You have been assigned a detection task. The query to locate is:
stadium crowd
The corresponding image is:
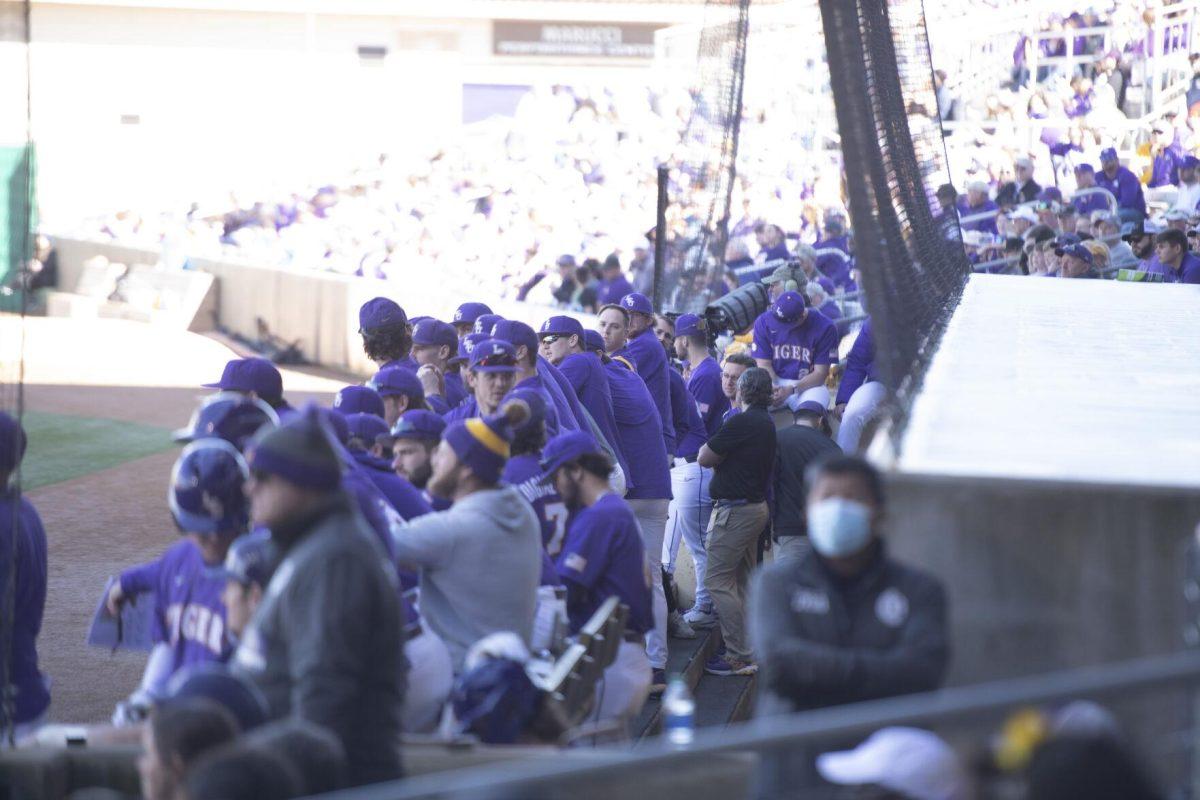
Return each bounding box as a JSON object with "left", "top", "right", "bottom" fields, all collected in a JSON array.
[{"left": 0, "top": 259, "right": 1171, "bottom": 798}]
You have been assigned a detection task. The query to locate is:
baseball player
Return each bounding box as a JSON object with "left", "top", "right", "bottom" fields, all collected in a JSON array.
[
  {"left": 359, "top": 297, "right": 418, "bottom": 371},
  {"left": 452, "top": 302, "right": 493, "bottom": 339},
  {"left": 472, "top": 313, "right": 503, "bottom": 337},
  {"left": 369, "top": 366, "right": 429, "bottom": 427},
  {"left": 203, "top": 357, "right": 291, "bottom": 415},
  {"left": 110, "top": 440, "right": 251, "bottom": 724},
  {"left": 751, "top": 290, "right": 839, "bottom": 411},
  {"left": 537, "top": 315, "right": 632, "bottom": 490},
  {"left": 332, "top": 385, "right": 386, "bottom": 420},
  {"left": 0, "top": 412, "right": 49, "bottom": 743},
  {"left": 212, "top": 530, "right": 277, "bottom": 644},
  {"left": 833, "top": 318, "right": 887, "bottom": 453},
  {"left": 410, "top": 319, "right": 467, "bottom": 409},
  {"left": 442, "top": 339, "right": 519, "bottom": 423},
  {"left": 541, "top": 431, "right": 653, "bottom": 726},
  {"left": 389, "top": 410, "right": 446, "bottom": 494},
  {"left": 341, "top": 412, "right": 432, "bottom": 522},
  {"left": 491, "top": 320, "right": 562, "bottom": 438},
  {"left": 615, "top": 293, "right": 674, "bottom": 454},
  {"left": 674, "top": 314, "right": 730, "bottom": 435},
  {"left": 581, "top": 331, "right": 672, "bottom": 686}
]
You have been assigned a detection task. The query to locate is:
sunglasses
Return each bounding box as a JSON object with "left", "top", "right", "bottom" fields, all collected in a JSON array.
[{"left": 540, "top": 334, "right": 566, "bottom": 345}]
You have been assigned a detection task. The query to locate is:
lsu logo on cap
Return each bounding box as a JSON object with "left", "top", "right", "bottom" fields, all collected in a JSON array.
[
  {"left": 491, "top": 344, "right": 505, "bottom": 355},
  {"left": 621, "top": 296, "right": 635, "bottom": 308},
  {"left": 453, "top": 309, "right": 465, "bottom": 322},
  {"left": 540, "top": 319, "right": 553, "bottom": 333}
]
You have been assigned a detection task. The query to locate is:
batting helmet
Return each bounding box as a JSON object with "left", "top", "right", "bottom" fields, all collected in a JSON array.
[
  {"left": 175, "top": 392, "right": 279, "bottom": 452},
  {"left": 169, "top": 440, "right": 250, "bottom": 535}
]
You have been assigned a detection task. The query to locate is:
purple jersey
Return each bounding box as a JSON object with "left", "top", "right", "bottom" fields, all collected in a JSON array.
[
  {"left": 536, "top": 356, "right": 584, "bottom": 433},
  {"left": 836, "top": 318, "right": 879, "bottom": 405},
  {"left": 443, "top": 398, "right": 478, "bottom": 424},
  {"left": 617, "top": 328, "right": 674, "bottom": 454},
  {"left": 1096, "top": 167, "right": 1147, "bottom": 217},
  {"left": 556, "top": 493, "right": 653, "bottom": 635},
  {"left": 668, "top": 368, "right": 708, "bottom": 459},
  {"left": 602, "top": 360, "right": 672, "bottom": 499},
  {"left": 687, "top": 357, "right": 730, "bottom": 437},
  {"left": 351, "top": 450, "right": 432, "bottom": 522},
  {"left": 751, "top": 309, "right": 840, "bottom": 380},
  {"left": 596, "top": 275, "right": 635, "bottom": 307},
  {"left": 504, "top": 453, "right": 570, "bottom": 586},
  {"left": 146, "top": 540, "right": 231, "bottom": 673},
  {"left": 556, "top": 351, "right": 633, "bottom": 489},
  {"left": 444, "top": 371, "right": 468, "bottom": 408},
  {"left": 0, "top": 491, "right": 49, "bottom": 724}
]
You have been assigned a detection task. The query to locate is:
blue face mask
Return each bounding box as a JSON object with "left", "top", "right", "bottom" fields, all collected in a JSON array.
[{"left": 807, "top": 497, "right": 872, "bottom": 558}]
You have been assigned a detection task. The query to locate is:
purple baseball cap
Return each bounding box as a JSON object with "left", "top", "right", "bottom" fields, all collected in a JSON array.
[
  {"left": 0, "top": 411, "right": 26, "bottom": 473},
  {"left": 333, "top": 385, "right": 385, "bottom": 419},
  {"left": 506, "top": 387, "right": 546, "bottom": 432},
  {"left": 343, "top": 412, "right": 389, "bottom": 446},
  {"left": 583, "top": 329, "right": 606, "bottom": 353},
  {"left": 473, "top": 314, "right": 504, "bottom": 336},
  {"left": 619, "top": 292, "right": 653, "bottom": 315},
  {"left": 390, "top": 409, "right": 446, "bottom": 441},
  {"left": 540, "top": 430, "right": 602, "bottom": 475},
  {"left": 1184, "top": 155, "right": 1200, "bottom": 170},
  {"left": 412, "top": 319, "right": 458, "bottom": 350},
  {"left": 1074, "top": 162, "right": 1095, "bottom": 174},
  {"left": 491, "top": 319, "right": 539, "bottom": 357},
  {"left": 469, "top": 338, "right": 518, "bottom": 373},
  {"left": 208, "top": 529, "right": 276, "bottom": 588},
  {"left": 451, "top": 332, "right": 488, "bottom": 365},
  {"left": 1055, "top": 242, "right": 1094, "bottom": 264},
  {"left": 369, "top": 366, "right": 425, "bottom": 401},
  {"left": 358, "top": 297, "right": 407, "bottom": 334},
  {"left": 674, "top": 313, "right": 707, "bottom": 338},
  {"left": 1099, "top": 147, "right": 1118, "bottom": 163},
  {"left": 453, "top": 302, "right": 493, "bottom": 326},
  {"left": 1037, "top": 187, "right": 1063, "bottom": 203},
  {"left": 539, "top": 315, "right": 584, "bottom": 340},
  {"left": 203, "top": 358, "right": 283, "bottom": 404},
  {"left": 772, "top": 291, "right": 807, "bottom": 323}
]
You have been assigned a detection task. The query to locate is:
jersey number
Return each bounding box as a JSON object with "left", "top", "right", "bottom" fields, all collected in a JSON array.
[{"left": 545, "top": 502, "right": 568, "bottom": 557}]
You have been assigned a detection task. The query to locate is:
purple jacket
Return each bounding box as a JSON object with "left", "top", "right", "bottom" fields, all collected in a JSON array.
[{"left": 1096, "top": 167, "right": 1146, "bottom": 216}]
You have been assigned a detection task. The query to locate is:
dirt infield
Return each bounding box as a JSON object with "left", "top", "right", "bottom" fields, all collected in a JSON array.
[{"left": 9, "top": 316, "right": 343, "bottom": 723}]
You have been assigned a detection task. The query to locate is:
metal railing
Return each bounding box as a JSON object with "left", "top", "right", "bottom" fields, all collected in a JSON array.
[
  {"left": 958, "top": 186, "right": 1118, "bottom": 231},
  {"left": 322, "top": 650, "right": 1200, "bottom": 800}
]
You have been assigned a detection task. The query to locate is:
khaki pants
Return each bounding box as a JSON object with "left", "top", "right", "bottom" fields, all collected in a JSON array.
[{"left": 703, "top": 501, "right": 769, "bottom": 662}]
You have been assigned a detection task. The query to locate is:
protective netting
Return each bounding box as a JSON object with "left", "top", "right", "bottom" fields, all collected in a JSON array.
[
  {"left": 663, "top": 0, "right": 750, "bottom": 313},
  {"left": 0, "top": 0, "right": 31, "bottom": 744},
  {"left": 818, "top": 0, "right": 970, "bottom": 442}
]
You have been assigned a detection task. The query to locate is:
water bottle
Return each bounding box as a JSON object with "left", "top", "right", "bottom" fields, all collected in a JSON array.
[{"left": 662, "top": 675, "right": 695, "bottom": 746}]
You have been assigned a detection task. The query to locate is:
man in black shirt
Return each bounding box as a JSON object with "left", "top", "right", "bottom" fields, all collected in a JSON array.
[
  {"left": 697, "top": 367, "right": 776, "bottom": 676},
  {"left": 773, "top": 387, "right": 841, "bottom": 568}
]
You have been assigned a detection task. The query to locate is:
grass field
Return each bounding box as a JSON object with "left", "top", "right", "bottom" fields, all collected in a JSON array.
[{"left": 18, "top": 410, "right": 176, "bottom": 491}]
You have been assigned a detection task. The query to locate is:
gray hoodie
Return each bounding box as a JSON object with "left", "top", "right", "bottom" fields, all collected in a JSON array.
[{"left": 392, "top": 485, "right": 541, "bottom": 670}]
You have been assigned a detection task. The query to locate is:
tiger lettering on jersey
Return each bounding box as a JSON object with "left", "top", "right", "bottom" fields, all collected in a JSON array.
[
  {"left": 165, "top": 601, "right": 226, "bottom": 657},
  {"left": 772, "top": 344, "right": 813, "bottom": 363}
]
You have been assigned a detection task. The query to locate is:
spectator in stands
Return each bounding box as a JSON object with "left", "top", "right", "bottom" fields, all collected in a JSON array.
[
  {"left": 359, "top": 298, "right": 414, "bottom": 372},
  {"left": 596, "top": 255, "right": 635, "bottom": 308},
  {"left": 0, "top": 413, "right": 49, "bottom": 743},
  {"left": 389, "top": 410, "right": 446, "bottom": 492},
  {"left": 550, "top": 256, "right": 578, "bottom": 306},
  {"left": 1173, "top": 156, "right": 1200, "bottom": 212},
  {"left": 1096, "top": 147, "right": 1146, "bottom": 225},
  {"left": 543, "top": 431, "right": 654, "bottom": 724},
  {"left": 243, "top": 719, "right": 349, "bottom": 797},
  {"left": 726, "top": 239, "right": 756, "bottom": 284},
  {"left": 698, "top": 367, "right": 776, "bottom": 677},
  {"left": 1008, "top": 206, "right": 1039, "bottom": 237},
  {"left": 181, "top": 744, "right": 303, "bottom": 800},
  {"left": 1149, "top": 229, "right": 1200, "bottom": 283},
  {"left": 235, "top": 407, "right": 403, "bottom": 785},
  {"left": 1072, "top": 164, "right": 1111, "bottom": 215},
  {"left": 1164, "top": 208, "right": 1191, "bottom": 232},
  {"left": 752, "top": 454, "right": 949, "bottom": 712},
  {"left": 806, "top": 282, "right": 843, "bottom": 328},
  {"left": 1082, "top": 240, "right": 1111, "bottom": 275},
  {"left": 996, "top": 157, "right": 1041, "bottom": 207},
  {"left": 814, "top": 210, "right": 852, "bottom": 255},
  {"left": 1027, "top": 733, "right": 1164, "bottom": 800},
  {"left": 390, "top": 403, "right": 541, "bottom": 670},
  {"left": 934, "top": 184, "right": 960, "bottom": 237},
  {"left": 815, "top": 727, "right": 970, "bottom": 800},
  {"left": 773, "top": 386, "right": 840, "bottom": 568},
  {"left": 573, "top": 265, "right": 600, "bottom": 313},
  {"left": 1096, "top": 214, "right": 1137, "bottom": 268},
  {"left": 139, "top": 699, "right": 239, "bottom": 800},
  {"left": 959, "top": 181, "right": 999, "bottom": 234},
  {"left": 754, "top": 222, "right": 790, "bottom": 263},
  {"left": 1022, "top": 224, "right": 1058, "bottom": 275},
  {"left": 1147, "top": 121, "right": 1185, "bottom": 190},
  {"left": 1057, "top": 242, "right": 1101, "bottom": 279}
]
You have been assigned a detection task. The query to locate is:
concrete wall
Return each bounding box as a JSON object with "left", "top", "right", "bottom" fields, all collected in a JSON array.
[{"left": 885, "top": 473, "right": 1200, "bottom": 685}]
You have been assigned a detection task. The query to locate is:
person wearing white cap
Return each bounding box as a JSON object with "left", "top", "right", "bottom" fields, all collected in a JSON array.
[
  {"left": 1163, "top": 207, "right": 1190, "bottom": 232},
  {"left": 1007, "top": 205, "right": 1039, "bottom": 237},
  {"left": 816, "top": 727, "right": 970, "bottom": 800},
  {"left": 771, "top": 386, "right": 841, "bottom": 569}
]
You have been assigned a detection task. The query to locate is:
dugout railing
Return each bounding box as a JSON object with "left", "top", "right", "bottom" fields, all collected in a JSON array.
[{"left": 317, "top": 650, "right": 1200, "bottom": 800}]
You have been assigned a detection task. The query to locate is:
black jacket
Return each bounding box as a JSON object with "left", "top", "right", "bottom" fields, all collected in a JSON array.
[
  {"left": 751, "top": 541, "right": 949, "bottom": 716},
  {"left": 995, "top": 179, "right": 1041, "bottom": 207},
  {"left": 233, "top": 494, "right": 405, "bottom": 785},
  {"left": 772, "top": 425, "right": 841, "bottom": 538}
]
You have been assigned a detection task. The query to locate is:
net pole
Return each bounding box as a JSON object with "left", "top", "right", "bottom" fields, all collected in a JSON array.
[{"left": 653, "top": 164, "right": 669, "bottom": 312}]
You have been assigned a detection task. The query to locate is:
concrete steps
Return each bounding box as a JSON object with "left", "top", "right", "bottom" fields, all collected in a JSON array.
[{"left": 634, "top": 627, "right": 756, "bottom": 741}]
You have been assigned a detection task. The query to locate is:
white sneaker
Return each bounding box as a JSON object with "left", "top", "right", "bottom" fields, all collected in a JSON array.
[
  {"left": 669, "top": 610, "right": 697, "bottom": 639},
  {"left": 684, "top": 606, "right": 718, "bottom": 628}
]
